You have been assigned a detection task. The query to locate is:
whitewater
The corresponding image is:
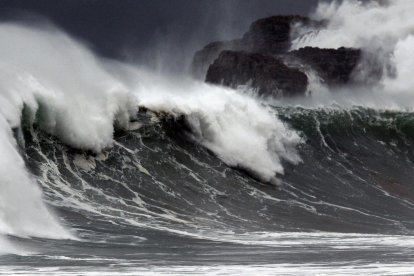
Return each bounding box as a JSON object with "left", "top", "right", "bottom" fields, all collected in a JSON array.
[
  {"left": 1, "top": 0, "right": 414, "bottom": 275},
  {"left": 0, "top": 22, "right": 301, "bottom": 252}
]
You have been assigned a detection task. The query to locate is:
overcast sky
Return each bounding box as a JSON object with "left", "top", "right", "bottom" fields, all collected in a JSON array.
[{"left": 0, "top": 0, "right": 321, "bottom": 69}]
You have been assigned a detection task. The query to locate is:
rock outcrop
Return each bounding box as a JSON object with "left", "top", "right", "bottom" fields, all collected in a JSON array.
[
  {"left": 240, "top": 15, "right": 312, "bottom": 54},
  {"left": 191, "top": 40, "right": 244, "bottom": 79},
  {"left": 191, "top": 15, "right": 364, "bottom": 98},
  {"left": 191, "top": 16, "right": 312, "bottom": 80},
  {"left": 206, "top": 51, "right": 308, "bottom": 97}
]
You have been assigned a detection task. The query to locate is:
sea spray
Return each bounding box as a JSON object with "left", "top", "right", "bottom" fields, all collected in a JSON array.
[
  {"left": 122, "top": 68, "right": 302, "bottom": 182},
  {"left": 292, "top": 0, "right": 414, "bottom": 52},
  {"left": 0, "top": 23, "right": 137, "bottom": 151},
  {"left": 287, "top": 0, "right": 414, "bottom": 109},
  {"left": 0, "top": 236, "right": 22, "bottom": 255},
  {"left": 0, "top": 115, "right": 70, "bottom": 239},
  {"left": 0, "top": 21, "right": 303, "bottom": 252},
  {"left": 0, "top": 23, "right": 137, "bottom": 250}
]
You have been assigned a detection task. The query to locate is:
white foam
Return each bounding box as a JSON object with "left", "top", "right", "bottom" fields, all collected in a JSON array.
[
  {"left": 0, "top": 116, "right": 70, "bottom": 240},
  {"left": 0, "top": 23, "right": 137, "bottom": 151},
  {"left": 0, "top": 23, "right": 137, "bottom": 248},
  {"left": 0, "top": 21, "right": 303, "bottom": 252},
  {"left": 0, "top": 236, "right": 22, "bottom": 255},
  {"left": 0, "top": 22, "right": 301, "bottom": 182},
  {"left": 289, "top": 0, "right": 414, "bottom": 109},
  {"left": 293, "top": 0, "right": 414, "bottom": 52},
  {"left": 112, "top": 66, "right": 302, "bottom": 181}
]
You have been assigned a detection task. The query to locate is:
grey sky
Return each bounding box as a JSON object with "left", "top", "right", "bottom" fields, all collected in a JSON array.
[{"left": 0, "top": 0, "right": 321, "bottom": 69}]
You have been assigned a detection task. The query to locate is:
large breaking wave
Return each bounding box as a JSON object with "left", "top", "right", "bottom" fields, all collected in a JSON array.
[{"left": 0, "top": 22, "right": 301, "bottom": 253}]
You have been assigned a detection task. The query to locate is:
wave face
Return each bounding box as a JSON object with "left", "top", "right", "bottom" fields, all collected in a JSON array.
[
  {"left": 0, "top": 22, "right": 301, "bottom": 259},
  {"left": 1, "top": 1, "right": 414, "bottom": 274},
  {"left": 0, "top": 23, "right": 135, "bottom": 245},
  {"left": 2, "top": 106, "right": 413, "bottom": 274},
  {"left": 21, "top": 107, "right": 414, "bottom": 234}
]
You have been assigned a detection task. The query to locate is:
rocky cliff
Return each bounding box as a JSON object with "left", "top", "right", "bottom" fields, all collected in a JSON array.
[
  {"left": 191, "top": 16, "right": 311, "bottom": 79},
  {"left": 206, "top": 51, "right": 308, "bottom": 97},
  {"left": 191, "top": 15, "right": 363, "bottom": 97}
]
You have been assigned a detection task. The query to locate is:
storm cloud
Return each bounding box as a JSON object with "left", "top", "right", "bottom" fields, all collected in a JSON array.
[{"left": 0, "top": 0, "right": 321, "bottom": 70}]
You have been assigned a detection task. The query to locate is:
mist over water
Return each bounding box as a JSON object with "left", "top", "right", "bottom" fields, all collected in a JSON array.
[
  {"left": 292, "top": 0, "right": 414, "bottom": 108},
  {"left": 293, "top": 0, "right": 414, "bottom": 51}
]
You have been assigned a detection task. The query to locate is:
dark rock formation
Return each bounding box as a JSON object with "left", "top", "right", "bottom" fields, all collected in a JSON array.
[
  {"left": 241, "top": 15, "right": 312, "bottom": 54},
  {"left": 192, "top": 15, "right": 364, "bottom": 98},
  {"left": 206, "top": 51, "right": 308, "bottom": 97},
  {"left": 191, "top": 15, "right": 313, "bottom": 79},
  {"left": 191, "top": 40, "right": 243, "bottom": 79},
  {"left": 289, "top": 47, "right": 362, "bottom": 85}
]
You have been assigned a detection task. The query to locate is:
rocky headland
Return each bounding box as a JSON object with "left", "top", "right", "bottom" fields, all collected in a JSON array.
[{"left": 191, "top": 15, "right": 366, "bottom": 97}]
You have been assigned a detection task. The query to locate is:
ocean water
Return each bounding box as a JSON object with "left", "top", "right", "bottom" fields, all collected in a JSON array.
[{"left": 1, "top": 0, "right": 414, "bottom": 275}]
